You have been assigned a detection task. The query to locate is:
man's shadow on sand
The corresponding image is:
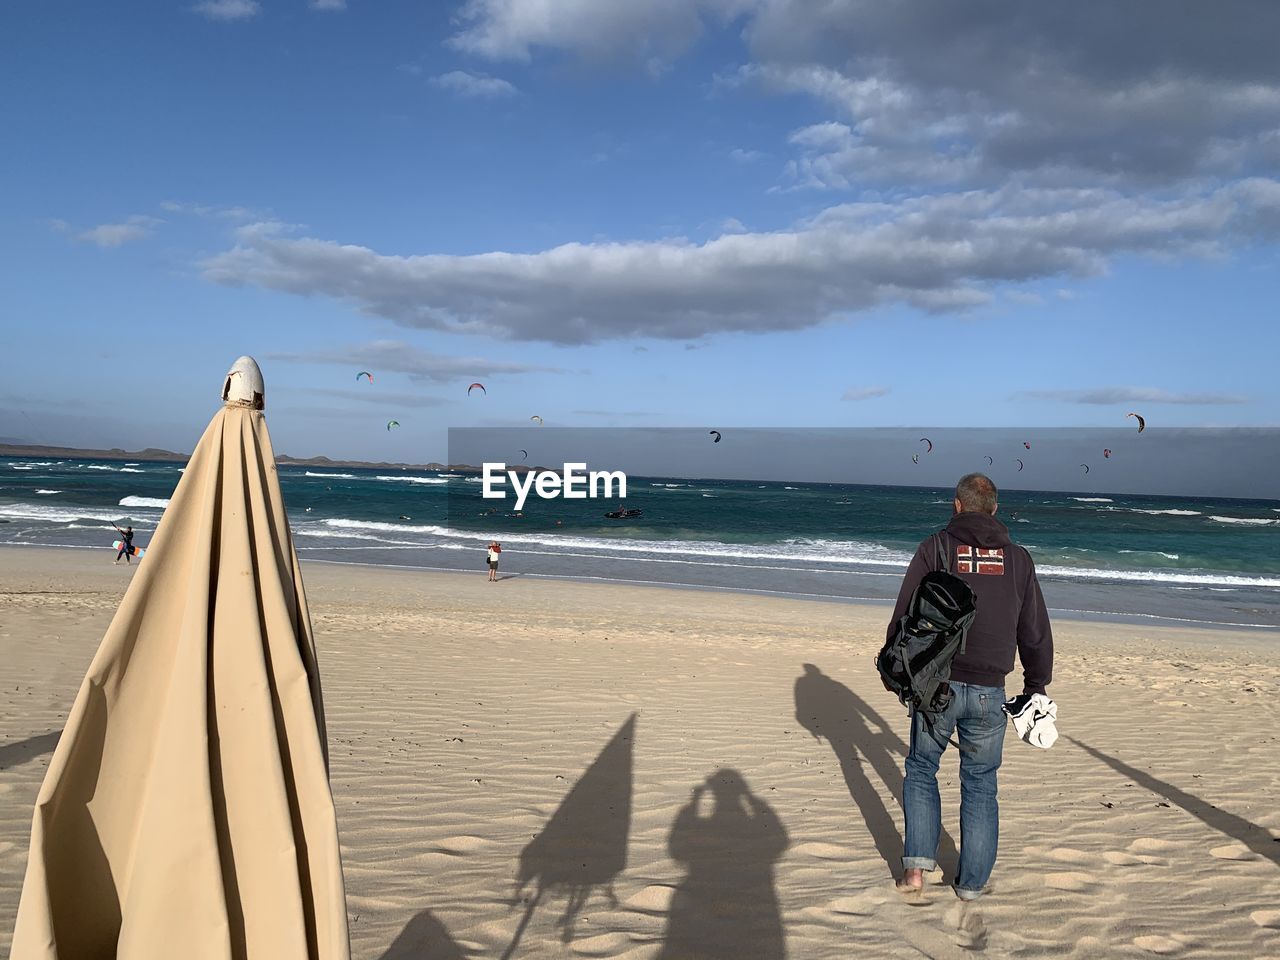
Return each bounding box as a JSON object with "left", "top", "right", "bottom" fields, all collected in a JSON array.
[
  {"left": 657, "top": 768, "right": 788, "bottom": 960},
  {"left": 500, "top": 713, "right": 635, "bottom": 959},
  {"left": 793, "top": 663, "right": 959, "bottom": 881},
  {"left": 1070, "top": 736, "right": 1280, "bottom": 869}
]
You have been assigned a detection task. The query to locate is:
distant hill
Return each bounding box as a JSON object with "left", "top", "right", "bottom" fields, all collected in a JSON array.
[
  {"left": 0, "top": 442, "right": 478, "bottom": 473},
  {"left": 0, "top": 443, "right": 188, "bottom": 462}
]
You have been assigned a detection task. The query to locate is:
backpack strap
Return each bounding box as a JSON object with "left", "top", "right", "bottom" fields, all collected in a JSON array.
[
  {"left": 934, "top": 530, "right": 951, "bottom": 573},
  {"left": 921, "top": 528, "right": 971, "bottom": 754}
]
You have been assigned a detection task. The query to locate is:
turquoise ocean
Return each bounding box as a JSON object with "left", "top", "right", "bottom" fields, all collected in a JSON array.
[{"left": 2, "top": 456, "right": 1278, "bottom": 629}]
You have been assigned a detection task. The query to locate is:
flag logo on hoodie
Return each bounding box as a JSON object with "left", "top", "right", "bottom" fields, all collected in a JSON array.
[{"left": 956, "top": 545, "right": 1004, "bottom": 575}]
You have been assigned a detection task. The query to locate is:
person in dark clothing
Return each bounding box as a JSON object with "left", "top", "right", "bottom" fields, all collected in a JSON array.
[
  {"left": 113, "top": 524, "right": 135, "bottom": 565},
  {"left": 891, "top": 473, "right": 1053, "bottom": 901}
]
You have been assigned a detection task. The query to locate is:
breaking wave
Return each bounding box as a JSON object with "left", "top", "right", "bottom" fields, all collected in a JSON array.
[{"left": 119, "top": 496, "right": 170, "bottom": 509}]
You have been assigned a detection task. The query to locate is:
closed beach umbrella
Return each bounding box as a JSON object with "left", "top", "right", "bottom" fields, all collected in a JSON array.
[{"left": 12, "top": 357, "right": 349, "bottom": 959}]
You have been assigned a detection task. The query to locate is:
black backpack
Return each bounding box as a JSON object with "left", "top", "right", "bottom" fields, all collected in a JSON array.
[{"left": 876, "top": 532, "right": 978, "bottom": 721}]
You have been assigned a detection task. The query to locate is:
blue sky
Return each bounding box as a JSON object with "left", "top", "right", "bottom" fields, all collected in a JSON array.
[{"left": 3, "top": 1, "right": 1278, "bottom": 463}]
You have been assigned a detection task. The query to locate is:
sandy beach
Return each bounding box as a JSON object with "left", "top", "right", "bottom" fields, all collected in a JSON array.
[{"left": 2, "top": 545, "right": 1279, "bottom": 959}]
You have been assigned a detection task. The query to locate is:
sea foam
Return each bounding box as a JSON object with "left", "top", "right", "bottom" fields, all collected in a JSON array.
[{"left": 119, "top": 496, "right": 170, "bottom": 509}]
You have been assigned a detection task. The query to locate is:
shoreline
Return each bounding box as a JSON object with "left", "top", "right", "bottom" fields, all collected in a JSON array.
[
  {"left": 4, "top": 542, "right": 1278, "bottom": 638},
  {"left": 5, "top": 455, "right": 1279, "bottom": 632}
]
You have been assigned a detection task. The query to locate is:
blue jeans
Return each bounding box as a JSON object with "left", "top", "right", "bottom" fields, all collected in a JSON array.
[{"left": 902, "top": 682, "right": 1007, "bottom": 899}]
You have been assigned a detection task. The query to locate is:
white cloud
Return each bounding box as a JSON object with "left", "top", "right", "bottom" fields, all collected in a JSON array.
[
  {"left": 1016, "top": 387, "right": 1248, "bottom": 405},
  {"left": 270, "top": 340, "right": 562, "bottom": 382},
  {"left": 201, "top": 179, "right": 1280, "bottom": 345},
  {"left": 719, "top": 217, "right": 748, "bottom": 234},
  {"left": 450, "top": 0, "right": 757, "bottom": 64},
  {"left": 788, "top": 121, "right": 853, "bottom": 152},
  {"left": 729, "top": 147, "right": 766, "bottom": 163},
  {"left": 755, "top": 4, "right": 1280, "bottom": 189},
  {"left": 468, "top": 2, "right": 1280, "bottom": 190},
  {"left": 64, "top": 215, "right": 162, "bottom": 248},
  {"left": 193, "top": 0, "right": 260, "bottom": 21},
  {"left": 161, "top": 201, "right": 266, "bottom": 221},
  {"left": 310, "top": 0, "right": 346, "bottom": 10},
  {"left": 431, "top": 70, "right": 519, "bottom": 98},
  {"left": 841, "top": 386, "right": 890, "bottom": 401}
]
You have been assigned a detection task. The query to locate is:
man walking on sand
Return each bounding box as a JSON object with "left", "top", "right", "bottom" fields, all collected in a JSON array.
[{"left": 889, "top": 473, "right": 1053, "bottom": 900}]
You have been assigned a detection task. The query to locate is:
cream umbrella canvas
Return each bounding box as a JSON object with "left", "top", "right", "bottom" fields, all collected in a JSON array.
[{"left": 12, "top": 357, "right": 349, "bottom": 959}]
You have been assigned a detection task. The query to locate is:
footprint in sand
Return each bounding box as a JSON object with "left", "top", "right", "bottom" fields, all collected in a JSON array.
[
  {"left": 1209, "top": 843, "right": 1258, "bottom": 861},
  {"left": 1128, "top": 838, "right": 1178, "bottom": 854},
  {"left": 944, "top": 903, "right": 989, "bottom": 951},
  {"left": 1133, "top": 934, "right": 1187, "bottom": 955},
  {"left": 1251, "top": 910, "right": 1280, "bottom": 929},
  {"left": 622, "top": 884, "right": 676, "bottom": 915},
  {"left": 827, "top": 891, "right": 889, "bottom": 917},
  {"left": 1046, "top": 847, "right": 1098, "bottom": 866},
  {"left": 1044, "top": 871, "right": 1097, "bottom": 892},
  {"left": 793, "top": 841, "right": 852, "bottom": 860},
  {"left": 1103, "top": 851, "right": 1146, "bottom": 866},
  {"left": 571, "top": 932, "right": 631, "bottom": 956},
  {"left": 428, "top": 835, "right": 497, "bottom": 857}
]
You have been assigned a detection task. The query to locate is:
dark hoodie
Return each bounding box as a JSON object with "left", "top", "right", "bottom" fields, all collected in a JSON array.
[{"left": 886, "top": 511, "right": 1053, "bottom": 695}]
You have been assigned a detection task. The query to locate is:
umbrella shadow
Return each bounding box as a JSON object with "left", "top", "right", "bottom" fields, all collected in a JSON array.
[
  {"left": 1069, "top": 736, "right": 1280, "bottom": 868},
  {"left": 500, "top": 713, "right": 635, "bottom": 959},
  {"left": 0, "top": 729, "right": 62, "bottom": 771},
  {"left": 793, "top": 663, "right": 959, "bottom": 881},
  {"left": 378, "top": 909, "right": 470, "bottom": 959},
  {"left": 657, "top": 768, "right": 789, "bottom": 960}
]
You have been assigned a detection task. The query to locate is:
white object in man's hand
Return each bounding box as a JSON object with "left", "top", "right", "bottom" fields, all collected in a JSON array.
[{"left": 1003, "top": 693, "right": 1058, "bottom": 749}]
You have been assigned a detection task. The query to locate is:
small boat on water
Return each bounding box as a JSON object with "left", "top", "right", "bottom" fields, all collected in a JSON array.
[{"left": 604, "top": 507, "right": 643, "bottom": 519}]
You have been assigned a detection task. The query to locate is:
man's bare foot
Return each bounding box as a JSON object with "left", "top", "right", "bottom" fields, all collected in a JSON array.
[{"left": 896, "top": 868, "right": 925, "bottom": 893}]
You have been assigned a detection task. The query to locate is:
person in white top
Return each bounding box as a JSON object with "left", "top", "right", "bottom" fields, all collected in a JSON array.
[{"left": 487, "top": 541, "right": 502, "bottom": 581}]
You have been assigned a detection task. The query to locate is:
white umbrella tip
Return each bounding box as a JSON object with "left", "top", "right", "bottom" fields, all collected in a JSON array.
[{"left": 222, "top": 356, "right": 265, "bottom": 410}]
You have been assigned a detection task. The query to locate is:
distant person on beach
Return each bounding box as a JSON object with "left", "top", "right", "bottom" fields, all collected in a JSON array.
[
  {"left": 889, "top": 473, "right": 1053, "bottom": 900},
  {"left": 113, "top": 524, "right": 135, "bottom": 565},
  {"left": 487, "top": 541, "right": 501, "bottom": 581}
]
